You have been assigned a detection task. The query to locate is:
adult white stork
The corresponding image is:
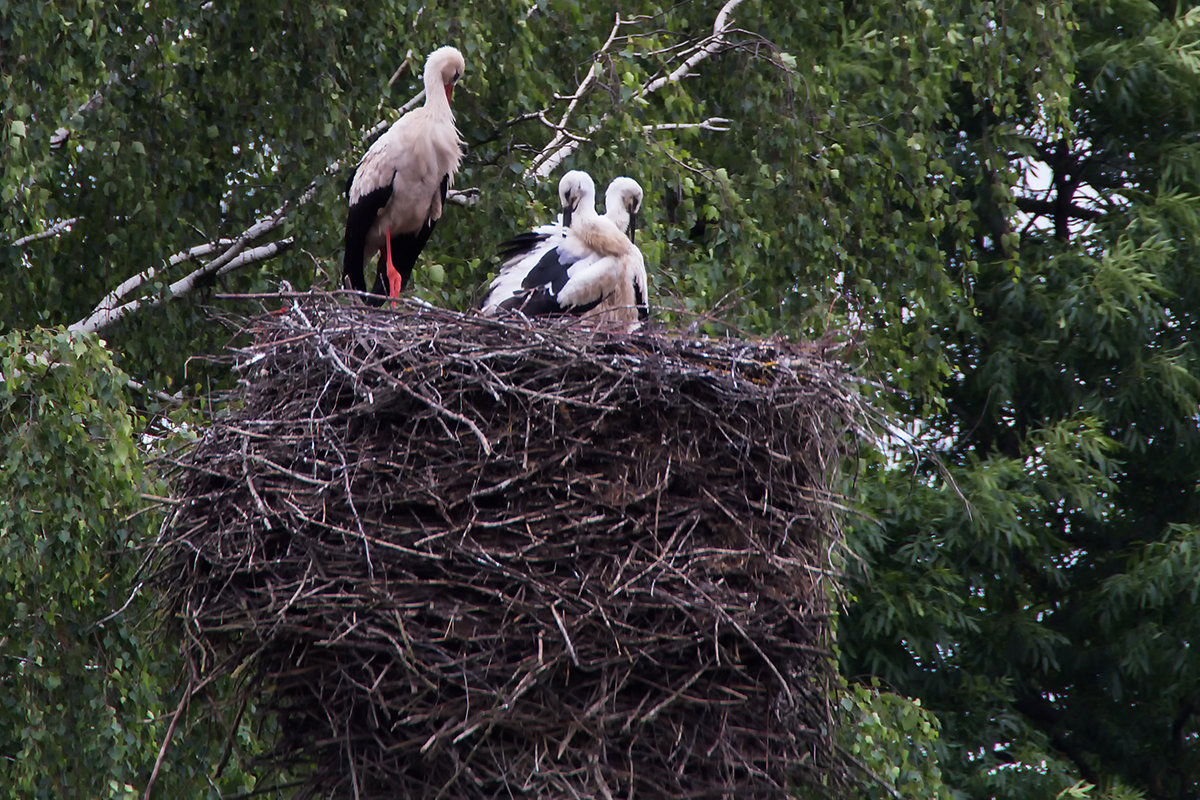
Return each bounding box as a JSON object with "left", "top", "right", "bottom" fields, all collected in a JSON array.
[
  {"left": 343, "top": 45, "right": 465, "bottom": 303},
  {"left": 481, "top": 173, "right": 648, "bottom": 327}
]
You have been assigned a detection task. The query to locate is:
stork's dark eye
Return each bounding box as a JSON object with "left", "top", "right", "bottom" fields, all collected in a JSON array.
[{"left": 452, "top": 70, "right": 461, "bottom": 83}]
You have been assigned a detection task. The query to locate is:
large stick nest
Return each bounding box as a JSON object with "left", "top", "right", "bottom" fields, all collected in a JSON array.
[{"left": 159, "top": 293, "right": 861, "bottom": 798}]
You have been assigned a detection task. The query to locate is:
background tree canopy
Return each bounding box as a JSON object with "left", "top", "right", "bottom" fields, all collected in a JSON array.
[{"left": 4, "top": 0, "right": 1200, "bottom": 797}]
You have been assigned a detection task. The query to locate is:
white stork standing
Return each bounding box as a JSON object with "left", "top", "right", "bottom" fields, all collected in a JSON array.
[
  {"left": 343, "top": 45, "right": 465, "bottom": 303},
  {"left": 481, "top": 173, "right": 648, "bottom": 326}
]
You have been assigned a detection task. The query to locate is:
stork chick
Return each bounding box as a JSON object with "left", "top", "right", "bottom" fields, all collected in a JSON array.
[
  {"left": 482, "top": 174, "right": 648, "bottom": 324},
  {"left": 484, "top": 171, "right": 649, "bottom": 331}
]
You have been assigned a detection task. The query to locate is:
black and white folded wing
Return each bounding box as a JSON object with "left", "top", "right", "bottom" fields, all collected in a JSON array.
[
  {"left": 481, "top": 218, "right": 565, "bottom": 313},
  {"left": 507, "top": 235, "right": 626, "bottom": 316},
  {"left": 480, "top": 170, "right": 596, "bottom": 313}
]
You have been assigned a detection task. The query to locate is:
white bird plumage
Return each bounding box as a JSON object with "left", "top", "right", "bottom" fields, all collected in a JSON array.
[
  {"left": 481, "top": 172, "right": 648, "bottom": 329},
  {"left": 343, "top": 45, "right": 465, "bottom": 303}
]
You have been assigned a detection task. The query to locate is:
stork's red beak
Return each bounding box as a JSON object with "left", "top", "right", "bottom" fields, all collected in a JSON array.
[{"left": 445, "top": 84, "right": 454, "bottom": 102}]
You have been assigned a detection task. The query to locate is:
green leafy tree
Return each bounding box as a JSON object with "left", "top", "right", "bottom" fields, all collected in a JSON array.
[
  {"left": 831, "top": 680, "right": 952, "bottom": 800},
  {"left": 0, "top": 329, "right": 259, "bottom": 798},
  {"left": 842, "top": 3, "right": 1200, "bottom": 798}
]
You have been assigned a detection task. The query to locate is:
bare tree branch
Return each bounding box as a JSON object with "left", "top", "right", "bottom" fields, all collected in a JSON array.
[
  {"left": 637, "top": 0, "right": 746, "bottom": 98},
  {"left": 525, "top": 0, "right": 745, "bottom": 180},
  {"left": 62, "top": 100, "right": 399, "bottom": 334},
  {"left": 69, "top": 239, "right": 294, "bottom": 334},
  {"left": 447, "top": 188, "right": 480, "bottom": 207},
  {"left": 386, "top": 50, "right": 415, "bottom": 90},
  {"left": 68, "top": 195, "right": 298, "bottom": 335},
  {"left": 82, "top": 240, "right": 235, "bottom": 320},
  {"left": 10, "top": 217, "right": 81, "bottom": 247},
  {"left": 643, "top": 117, "right": 732, "bottom": 133},
  {"left": 524, "top": 13, "right": 630, "bottom": 180}
]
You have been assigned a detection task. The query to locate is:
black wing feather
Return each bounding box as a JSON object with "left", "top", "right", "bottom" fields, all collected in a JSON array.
[
  {"left": 342, "top": 175, "right": 394, "bottom": 293},
  {"left": 499, "top": 287, "right": 562, "bottom": 315},
  {"left": 521, "top": 245, "right": 576, "bottom": 295},
  {"left": 496, "top": 230, "right": 553, "bottom": 263},
  {"left": 634, "top": 279, "right": 649, "bottom": 321},
  {"left": 503, "top": 245, "right": 603, "bottom": 317},
  {"left": 498, "top": 287, "right": 602, "bottom": 317}
]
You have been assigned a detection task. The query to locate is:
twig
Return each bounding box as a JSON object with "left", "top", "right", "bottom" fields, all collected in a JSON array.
[
  {"left": 93, "top": 580, "right": 144, "bottom": 627},
  {"left": 643, "top": 117, "right": 732, "bottom": 133},
  {"left": 142, "top": 654, "right": 197, "bottom": 800},
  {"left": 549, "top": 601, "right": 580, "bottom": 667},
  {"left": 388, "top": 378, "right": 493, "bottom": 456}
]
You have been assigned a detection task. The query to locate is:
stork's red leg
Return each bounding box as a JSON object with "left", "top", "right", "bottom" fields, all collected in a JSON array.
[{"left": 384, "top": 227, "right": 402, "bottom": 304}]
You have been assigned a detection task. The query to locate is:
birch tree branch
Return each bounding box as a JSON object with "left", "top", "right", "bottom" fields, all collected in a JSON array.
[
  {"left": 69, "top": 239, "right": 294, "bottom": 335},
  {"left": 11, "top": 217, "right": 81, "bottom": 247},
  {"left": 82, "top": 240, "right": 235, "bottom": 320},
  {"left": 637, "top": 0, "right": 746, "bottom": 98},
  {"left": 68, "top": 193, "right": 300, "bottom": 335},
  {"left": 525, "top": 0, "right": 745, "bottom": 180},
  {"left": 65, "top": 73, "right": 439, "bottom": 336},
  {"left": 643, "top": 117, "right": 732, "bottom": 133},
  {"left": 524, "top": 14, "right": 629, "bottom": 180}
]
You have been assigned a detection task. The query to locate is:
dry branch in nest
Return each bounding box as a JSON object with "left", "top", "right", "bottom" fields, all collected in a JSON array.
[{"left": 158, "top": 292, "right": 862, "bottom": 798}]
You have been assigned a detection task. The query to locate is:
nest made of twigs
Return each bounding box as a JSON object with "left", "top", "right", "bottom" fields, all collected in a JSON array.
[{"left": 159, "top": 293, "right": 861, "bottom": 798}]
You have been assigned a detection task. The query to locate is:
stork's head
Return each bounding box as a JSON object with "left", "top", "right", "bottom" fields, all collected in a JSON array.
[
  {"left": 425, "top": 46, "right": 465, "bottom": 102},
  {"left": 605, "top": 176, "right": 643, "bottom": 243},
  {"left": 558, "top": 170, "right": 596, "bottom": 229}
]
